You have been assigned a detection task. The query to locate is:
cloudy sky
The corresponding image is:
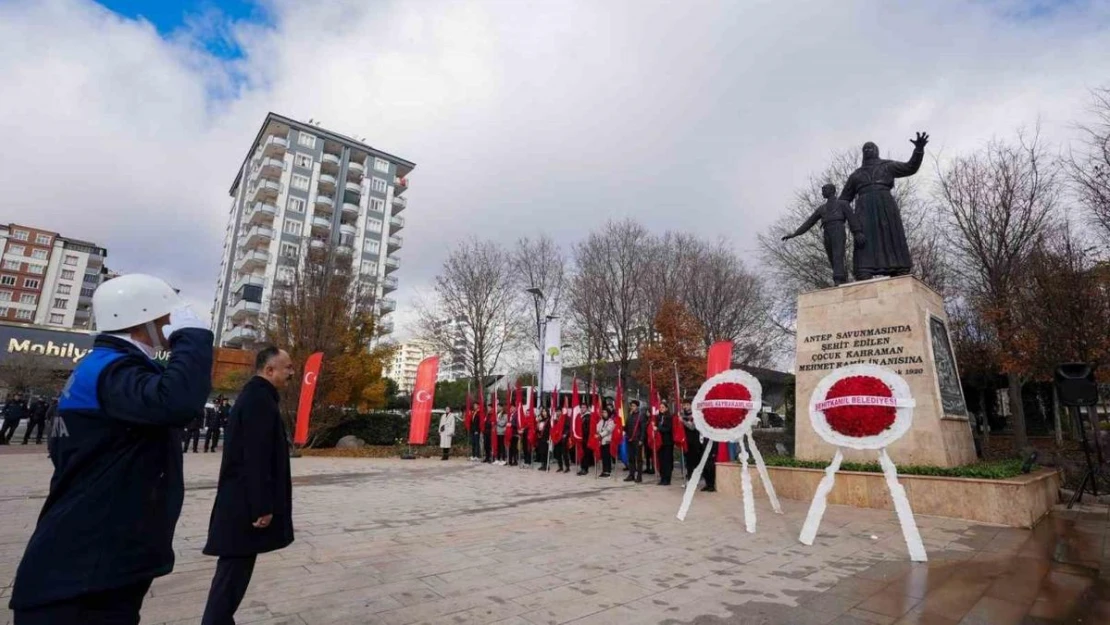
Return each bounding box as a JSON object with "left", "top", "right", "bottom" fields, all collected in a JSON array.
[{"left": 1, "top": 0, "right": 1108, "bottom": 339}]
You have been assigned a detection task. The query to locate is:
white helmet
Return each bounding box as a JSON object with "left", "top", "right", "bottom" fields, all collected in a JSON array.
[{"left": 93, "top": 274, "right": 180, "bottom": 332}]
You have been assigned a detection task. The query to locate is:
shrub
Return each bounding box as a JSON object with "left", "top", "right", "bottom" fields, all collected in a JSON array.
[
  {"left": 316, "top": 412, "right": 408, "bottom": 447},
  {"left": 760, "top": 455, "right": 1033, "bottom": 480}
]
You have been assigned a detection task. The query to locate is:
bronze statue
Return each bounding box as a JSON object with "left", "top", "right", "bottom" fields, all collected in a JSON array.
[
  {"left": 782, "top": 183, "right": 864, "bottom": 286},
  {"left": 839, "top": 132, "right": 929, "bottom": 279}
]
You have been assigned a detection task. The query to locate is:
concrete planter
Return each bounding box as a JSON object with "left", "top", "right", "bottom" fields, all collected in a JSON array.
[{"left": 717, "top": 463, "right": 1060, "bottom": 528}]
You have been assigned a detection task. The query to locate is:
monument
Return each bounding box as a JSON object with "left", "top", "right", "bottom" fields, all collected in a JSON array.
[
  {"left": 787, "top": 132, "right": 976, "bottom": 467},
  {"left": 781, "top": 184, "right": 864, "bottom": 286}
]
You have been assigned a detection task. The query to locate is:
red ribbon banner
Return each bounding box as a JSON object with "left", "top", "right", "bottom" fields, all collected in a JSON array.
[
  {"left": 408, "top": 356, "right": 440, "bottom": 445},
  {"left": 294, "top": 351, "right": 324, "bottom": 445}
]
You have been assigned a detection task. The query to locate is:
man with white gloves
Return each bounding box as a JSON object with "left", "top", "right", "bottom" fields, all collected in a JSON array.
[{"left": 9, "top": 274, "right": 214, "bottom": 625}]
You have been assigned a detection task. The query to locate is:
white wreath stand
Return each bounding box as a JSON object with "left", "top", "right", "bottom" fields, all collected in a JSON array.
[
  {"left": 676, "top": 429, "right": 782, "bottom": 529},
  {"left": 798, "top": 446, "right": 927, "bottom": 562}
]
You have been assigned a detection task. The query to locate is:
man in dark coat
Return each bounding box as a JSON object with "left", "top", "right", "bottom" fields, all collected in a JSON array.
[
  {"left": 656, "top": 400, "right": 675, "bottom": 486},
  {"left": 9, "top": 273, "right": 212, "bottom": 624},
  {"left": 680, "top": 399, "right": 702, "bottom": 483},
  {"left": 622, "top": 400, "right": 646, "bottom": 483},
  {"left": 201, "top": 345, "right": 295, "bottom": 625},
  {"left": 203, "top": 401, "right": 223, "bottom": 453},
  {"left": 21, "top": 396, "right": 48, "bottom": 445},
  {"left": 0, "top": 392, "right": 27, "bottom": 444},
  {"left": 184, "top": 408, "right": 204, "bottom": 453}
]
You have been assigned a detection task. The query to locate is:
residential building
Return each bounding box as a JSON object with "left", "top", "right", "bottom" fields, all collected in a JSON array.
[
  {"left": 0, "top": 224, "right": 112, "bottom": 330},
  {"left": 430, "top": 316, "right": 468, "bottom": 383},
  {"left": 386, "top": 340, "right": 435, "bottom": 393},
  {"left": 212, "top": 113, "right": 413, "bottom": 348}
]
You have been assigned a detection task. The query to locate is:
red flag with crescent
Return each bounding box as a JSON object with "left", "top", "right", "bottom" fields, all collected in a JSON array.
[
  {"left": 672, "top": 364, "right": 687, "bottom": 452},
  {"left": 706, "top": 341, "right": 734, "bottom": 462},
  {"left": 571, "top": 377, "right": 583, "bottom": 455},
  {"left": 464, "top": 392, "right": 472, "bottom": 434},
  {"left": 527, "top": 389, "right": 538, "bottom": 447},
  {"left": 407, "top": 356, "right": 440, "bottom": 445},
  {"left": 551, "top": 393, "right": 565, "bottom": 442},
  {"left": 588, "top": 380, "right": 602, "bottom": 456},
  {"left": 294, "top": 351, "right": 324, "bottom": 445},
  {"left": 611, "top": 376, "right": 624, "bottom": 457},
  {"left": 504, "top": 386, "right": 514, "bottom": 451},
  {"left": 491, "top": 389, "right": 500, "bottom": 458}
]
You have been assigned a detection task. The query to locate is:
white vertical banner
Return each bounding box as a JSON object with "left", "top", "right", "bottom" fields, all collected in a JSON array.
[{"left": 542, "top": 318, "right": 562, "bottom": 392}]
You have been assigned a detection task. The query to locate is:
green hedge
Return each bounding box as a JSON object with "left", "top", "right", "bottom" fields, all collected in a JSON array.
[
  {"left": 760, "top": 455, "right": 1032, "bottom": 480},
  {"left": 318, "top": 412, "right": 409, "bottom": 447}
]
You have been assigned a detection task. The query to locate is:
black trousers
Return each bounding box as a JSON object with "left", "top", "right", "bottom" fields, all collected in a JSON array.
[
  {"left": 658, "top": 442, "right": 674, "bottom": 483},
  {"left": 483, "top": 430, "right": 492, "bottom": 462},
  {"left": 22, "top": 416, "right": 45, "bottom": 444},
  {"left": 703, "top": 441, "right": 717, "bottom": 488},
  {"left": 204, "top": 427, "right": 221, "bottom": 452},
  {"left": 14, "top": 579, "right": 152, "bottom": 625},
  {"left": 684, "top": 431, "right": 703, "bottom": 481},
  {"left": 626, "top": 441, "right": 643, "bottom": 479},
  {"left": 183, "top": 428, "right": 200, "bottom": 453},
  {"left": 600, "top": 445, "right": 613, "bottom": 474},
  {"left": 496, "top": 435, "right": 507, "bottom": 461},
  {"left": 538, "top": 439, "right": 549, "bottom": 469},
  {"left": 470, "top": 431, "right": 481, "bottom": 458},
  {"left": 823, "top": 224, "right": 849, "bottom": 285},
  {"left": 553, "top": 440, "right": 569, "bottom": 471},
  {"left": 0, "top": 418, "right": 19, "bottom": 444},
  {"left": 202, "top": 554, "right": 257, "bottom": 625},
  {"left": 644, "top": 444, "right": 655, "bottom": 472},
  {"left": 522, "top": 438, "right": 532, "bottom": 464},
  {"left": 509, "top": 436, "right": 519, "bottom": 465},
  {"left": 578, "top": 448, "right": 593, "bottom": 472}
]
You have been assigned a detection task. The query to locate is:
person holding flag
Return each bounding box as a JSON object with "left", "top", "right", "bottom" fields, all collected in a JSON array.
[
  {"left": 523, "top": 395, "right": 537, "bottom": 467},
  {"left": 680, "top": 398, "right": 702, "bottom": 484},
  {"left": 535, "top": 405, "right": 550, "bottom": 470},
  {"left": 656, "top": 399, "right": 674, "bottom": 486},
  {"left": 585, "top": 383, "right": 602, "bottom": 477},
  {"left": 507, "top": 386, "right": 520, "bottom": 467},
  {"left": 482, "top": 398, "right": 494, "bottom": 464},
  {"left": 495, "top": 393, "right": 509, "bottom": 465},
  {"left": 623, "top": 399, "right": 646, "bottom": 483},
  {"left": 552, "top": 396, "right": 570, "bottom": 472},
  {"left": 672, "top": 367, "right": 688, "bottom": 481},
  {"left": 596, "top": 406, "right": 616, "bottom": 478}
]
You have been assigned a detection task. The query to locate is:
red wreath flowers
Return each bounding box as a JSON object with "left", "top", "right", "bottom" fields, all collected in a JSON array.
[
  {"left": 822, "top": 375, "right": 896, "bottom": 438},
  {"left": 702, "top": 383, "right": 751, "bottom": 430}
]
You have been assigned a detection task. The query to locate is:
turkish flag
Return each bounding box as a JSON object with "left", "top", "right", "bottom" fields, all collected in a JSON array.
[
  {"left": 611, "top": 376, "right": 624, "bottom": 458},
  {"left": 491, "top": 389, "right": 500, "bottom": 458},
  {"left": 673, "top": 367, "right": 687, "bottom": 452},
  {"left": 294, "top": 352, "right": 324, "bottom": 445},
  {"left": 707, "top": 341, "right": 733, "bottom": 378},
  {"left": 407, "top": 356, "right": 440, "bottom": 445}
]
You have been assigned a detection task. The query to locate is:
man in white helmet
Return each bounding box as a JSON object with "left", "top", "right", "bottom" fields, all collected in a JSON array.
[{"left": 9, "top": 274, "right": 214, "bottom": 624}]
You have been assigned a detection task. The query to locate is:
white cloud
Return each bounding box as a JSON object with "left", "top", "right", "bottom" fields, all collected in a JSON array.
[{"left": 1, "top": 0, "right": 1108, "bottom": 334}]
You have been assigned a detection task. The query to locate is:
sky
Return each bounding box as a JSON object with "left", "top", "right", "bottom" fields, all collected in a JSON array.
[{"left": 1, "top": 0, "right": 1108, "bottom": 342}]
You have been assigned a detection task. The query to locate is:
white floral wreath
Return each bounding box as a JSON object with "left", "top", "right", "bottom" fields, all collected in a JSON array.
[
  {"left": 808, "top": 363, "right": 916, "bottom": 451},
  {"left": 692, "top": 369, "right": 763, "bottom": 443}
]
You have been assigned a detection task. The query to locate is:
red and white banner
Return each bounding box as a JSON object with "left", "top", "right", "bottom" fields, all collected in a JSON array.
[
  {"left": 294, "top": 352, "right": 323, "bottom": 445},
  {"left": 706, "top": 341, "right": 733, "bottom": 378},
  {"left": 407, "top": 356, "right": 440, "bottom": 445}
]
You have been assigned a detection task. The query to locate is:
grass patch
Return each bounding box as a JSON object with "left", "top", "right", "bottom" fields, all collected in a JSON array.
[{"left": 760, "top": 455, "right": 1034, "bottom": 480}]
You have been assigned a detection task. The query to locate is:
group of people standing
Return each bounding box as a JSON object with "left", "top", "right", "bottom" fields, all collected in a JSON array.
[
  {"left": 451, "top": 393, "right": 719, "bottom": 493},
  {"left": 183, "top": 396, "right": 232, "bottom": 454},
  {"left": 0, "top": 392, "right": 58, "bottom": 446}
]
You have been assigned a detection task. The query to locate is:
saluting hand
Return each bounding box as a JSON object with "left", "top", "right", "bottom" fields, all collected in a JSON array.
[{"left": 253, "top": 514, "right": 272, "bottom": 529}]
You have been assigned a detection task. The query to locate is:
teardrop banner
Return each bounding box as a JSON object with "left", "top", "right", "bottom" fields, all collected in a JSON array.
[
  {"left": 408, "top": 356, "right": 441, "bottom": 445},
  {"left": 677, "top": 369, "right": 781, "bottom": 528},
  {"left": 799, "top": 363, "right": 926, "bottom": 562},
  {"left": 294, "top": 352, "right": 324, "bottom": 445}
]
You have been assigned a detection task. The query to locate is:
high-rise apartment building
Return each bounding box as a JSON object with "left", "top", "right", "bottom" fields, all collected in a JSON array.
[
  {"left": 0, "top": 224, "right": 110, "bottom": 329},
  {"left": 386, "top": 340, "right": 434, "bottom": 393},
  {"left": 212, "top": 113, "right": 413, "bottom": 347}
]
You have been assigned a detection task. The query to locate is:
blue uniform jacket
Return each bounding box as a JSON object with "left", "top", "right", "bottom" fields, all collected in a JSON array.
[{"left": 9, "top": 329, "right": 213, "bottom": 610}]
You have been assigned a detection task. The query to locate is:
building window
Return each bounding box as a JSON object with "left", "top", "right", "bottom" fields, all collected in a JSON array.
[
  {"left": 35, "top": 234, "right": 51, "bottom": 245},
  {"left": 60, "top": 269, "right": 75, "bottom": 280},
  {"left": 11, "top": 230, "right": 28, "bottom": 241},
  {"left": 16, "top": 309, "right": 32, "bottom": 320},
  {"left": 23, "top": 278, "right": 40, "bottom": 289},
  {"left": 64, "top": 255, "right": 78, "bottom": 266},
  {"left": 9, "top": 245, "right": 25, "bottom": 256},
  {"left": 80, "top": 287, "right": 95, "bottom": 298},
  {"left": 298, "top": 132, "right": 316, "bottom": 148},
  {"left": 56, "top": 284, "right": 71, "bottom": 295},
  {"left": 53, "top": 297, "right": 68, "bottom": 309},
  {"left": 291, "top": 174, "right": 310, "bottom": 191},
  {"left": 295, "top": 153, "right": 313, "bottom": 170},
  {"left": 361, "top": 261, "right": 376, "bottom": 274},
  {"left": 31, "top": 249, "right": 48, "bottom": 260},
  {"left": 49, "top": 313, "right": 65, "bottom": 325},
  {"left": 367, "top": 218, "right": 383, "bottom": 233},
  {"left": 20, "top": 294, "right": 36, "bottom": 305},
  {"left": 0, "top": 276, "right": 14, "bottom": 286},
  {"left": 280, "top": 242, "right": 299, "bottom": 258},
  {"left": 287, "top": 197, "right": 306, "bottom": 213},
  {"left": 2, "top": 260, "right": 19, "bottom": 271},
  {"left": 28, "top": 264, "right": 44, "bottom": 275},
  {"left": 0, "top": 291, "right": 10, "bottom": 302},
  {"left": 374, "top": 158, "right": 390, "bottom": 173},
  {"left": 371, "top": 177, "right": 387, "bottom": 193},
  {"left": 365, "top": 239, "right": 380, "bottom": 254},
  {"left": 283, "top": 220, "right": 303, "bottom": 236},
  {"left": 369, "top": 198, "right": 385, "bottom": 213}
]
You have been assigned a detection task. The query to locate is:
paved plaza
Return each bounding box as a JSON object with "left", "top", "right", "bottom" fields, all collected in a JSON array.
[{"left": 0, "top": 449, "right": 1107, "bottom": 624}]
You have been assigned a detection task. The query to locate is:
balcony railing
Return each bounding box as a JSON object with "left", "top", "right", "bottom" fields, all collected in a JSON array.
[
  {"left": 394, "top": 176, "right": 409, "bottom": 196},
  {"left": 250, "top": 179, "right": 280, "bottom": 203},
  {"left": 234, "top": 250, "right": 270, "bottom": 273},
  {"left": 379, "top": 298, "right": 396, "bottom": 314},
  {"left": 244, "top": 225, "right": 273, "bottom": 248},
  {"left": 231, "top": 274, "right": 265, "bottom": 295},
  {"left": 318, "top": 173, "right": 337, "bottom": 190},
  {"left": 389, "top": 215, "right": 405, "bottom": 230},
  {"left": 222, "top": 325, "right": 259, "bottom": 346},
  {"left": 347, "top": 161, "right": 365, "bottom": 176},
  {"left": 384, "top": 256, "right": 400, "bottom": 273},
  {"left": 261, "top": 135, "right": 287, "bottom": 157},
  {"left": 228, "top": 299, "right": 261, "bottom": 321},
  {"left": 341, "top": 202, "right": 360, "bottom": 218},
  {"left": 391, "top": 194, "right": 407, "bottom": 213},
  {"left": 388, "top": 235, "right": 403, "bottom": 249},
  {"left": 247, "top": 201, "right": 277, "bottom": 224}
]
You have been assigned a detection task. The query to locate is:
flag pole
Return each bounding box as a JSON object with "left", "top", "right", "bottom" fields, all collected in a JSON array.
[{"left": 675, "top": 360, "right": 687, "bottom": 488}]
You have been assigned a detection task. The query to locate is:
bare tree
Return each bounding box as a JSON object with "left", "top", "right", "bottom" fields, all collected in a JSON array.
[
  {"left": 511, "top": 235, "right": 567, "bottom": 351},
  {"left": 1066, "top": 87, "right": 1110, "bottom": 241},
  {"left": 936, "top": 128, "right": 1061, "bottom": 451},
  {"left": 418, "top": 239, "right": 522, "bottom": 393},
  {"left": 641, "top": 232, "right": 700, "bottom": 323},
  {"left": 0, "top": 353, "right": 62, "bottom": 396}
]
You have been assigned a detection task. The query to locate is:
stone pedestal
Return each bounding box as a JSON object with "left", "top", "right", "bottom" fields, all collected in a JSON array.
[{"left": 793, "top": 276, "right": 976, "bottom": 467}]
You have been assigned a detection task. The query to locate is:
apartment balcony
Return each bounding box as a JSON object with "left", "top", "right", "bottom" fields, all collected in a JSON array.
[
  {"left": 344, "top": 180, "right": 361, "bottom": 196},
  {"left": 318, "top": 173, "right": 337, "bottom": 193},
  {"left": 379, "top": 298, "right": 396, "bottom": 314},
  {"left": 309, "top": 238, "right": 327, "bottom": 251},
  {"left": 314, "top": 193, "right": 334, "bottom": 213},
  {"left": 339, "top": 224, "right": 358, "bottom": 237},
  {"left": 387, "top": 234, "right": 403, "bottom": 251},
  {"left": 382, "top": 275, "right": 398, "bottom": 293},
  {"left": 311, "top": 216, "right": 332, "bottom": 234},
  {"left": 391, "top": 194, "right": 407, "bottom": 213},
  {"left": 255, "top": 157, "right": 283, "bottom": 181},
  {"left": 336, "top": 243, "right": 354, "bottom": 256},
  {"left": 389, "top": 215, "right": 405, "bottom": 231},
  {"left": 234, "top": 250, "right": 270, "bottom": 274},
  {"left": 222, "top": 325, "right": 259, "bottom": 347},
  {"left": 321, "top": 152, "right": 341, "bottom": 174},
  {"left": 378, "top": 319, "right": 394, "bottom": 335},
  {"left": 231, "top": 274, "right": 265, "bottom": 295},
  {"left": 347, "top": 160, "right": 365, "bottom": 178},
  {"left": 341, "top": 202, "right": 360, "bottom": 221},
  {"left": 384, "top": 255, "right": 400, "bottom": 274},
  {"left": 244, "top": 225, "right": 273, "bottom": 248},
  {"left": 261, "top": 135, "right": 288, "bottom": 158},
  {"left": 247, "top": 202, "right": 277, "bottom": 225},
  {"left": 394, "top": 176, "right": 409, "bottom": 196},
  {"left": 228, "top": 299, "right": 261, "bottom": 322}
]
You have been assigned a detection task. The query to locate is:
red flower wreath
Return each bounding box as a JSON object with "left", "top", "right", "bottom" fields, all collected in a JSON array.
[
  {"left": 702, "top": 383, "right": 751, "bottom": 430},
  {"left": 823, "top": 376, "right": 896, "bottom": 438}
]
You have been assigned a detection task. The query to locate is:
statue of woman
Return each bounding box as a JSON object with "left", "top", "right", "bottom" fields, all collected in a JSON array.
[{"left": 839, "top": 132, "right": 929, "bottom": 280}]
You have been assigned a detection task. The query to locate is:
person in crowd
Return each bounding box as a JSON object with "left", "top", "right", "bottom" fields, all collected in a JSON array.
[
  {"left": 680, "top": 399, "right": 702, "bottom": 483},
  {"left": 576, "top": 405, "right": 594, "bottom": 476},
  {"left": 702, "top": 439, "right": 718, "bottom": 493},
  {"left": 623, "top": 400, "right": 646, "bottom": 483},
  {"left": 597, "top": 406, "right": 616, "bottom": 478},
  {"left": 552, "top": 405, "right": 570, "bottom": 473},
  {"left": 21, "top": 395, "right": 48, "bottom": 445},
  {"left": 183, "top": 408, "right": 204, "bottom": 453},
  {"left": 521, "top": 408, "right": 534, "bottom": 466},
  {"left": 656, "top": 399, "right": 675, "bottom": 486},
  {"left": 9, "top": 273, "right": 212, "bottom": 624},
  {"left": 535, "top": 406, "right": 550, "bottom": 470},
  {"left": 438, "top": 407, "right": 456, "bottom": 461},
  {"left": 482, "top": 402, "right": 494, "bottom": 463},
  {"left": 495, "top": 404, "right": 509, "bottom": 465},
  {"left": 203, "top": 401, "right": 223, "bottom": 453},
  {"left": 201, "top": 345, "right": 295, "bottom": 625},
  {"left": 0, "top": 392, "right": 27, "bottom": 444},
  {"left": 469, "top": 405, "right": 482, "bottom": 461},
  {"left": 508, "top": 405, "right": 520, "bottom": 466}
]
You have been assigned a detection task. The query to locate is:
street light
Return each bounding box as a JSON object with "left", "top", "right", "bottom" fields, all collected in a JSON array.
[{"left": 526, "top": 287, "right": 546, "bottom": 404}]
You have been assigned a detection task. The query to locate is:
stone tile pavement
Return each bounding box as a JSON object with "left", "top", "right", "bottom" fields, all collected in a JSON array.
[{"left": 0, "top": 449, "right": 1106, "bottom": 624}]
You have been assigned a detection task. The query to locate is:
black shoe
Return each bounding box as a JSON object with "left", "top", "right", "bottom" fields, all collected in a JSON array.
[
  {"left": 623, "top": 475, "right": 636, "bottom": 482},
  {"left": 600, "top": 472, "right": 611, "bottom": 478},
  {"left": 644, "top": 469, "right": 655, "bottom": 475},
  {"left": 576, "top": 470, "right": 587, "bottom": 476},
  {"left": 634, "top": 476, "right": 643, "bottom": 483},
  {"left": 622, "top": 467, "right": 630, "bottom": 472},
  {"left": 701, "top": 486, "right": 715, "bottom": 492},
  {"left": 660, "top": 480, "right": 671, "bottom": 486}
]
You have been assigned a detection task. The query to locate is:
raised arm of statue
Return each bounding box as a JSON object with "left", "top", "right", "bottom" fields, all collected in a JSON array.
[
  {"left": 888, "top": 132, "right": 929, "bottom": 178},
  {"left": 782, "top": 208, "right": 822, "bottom": 241}
]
